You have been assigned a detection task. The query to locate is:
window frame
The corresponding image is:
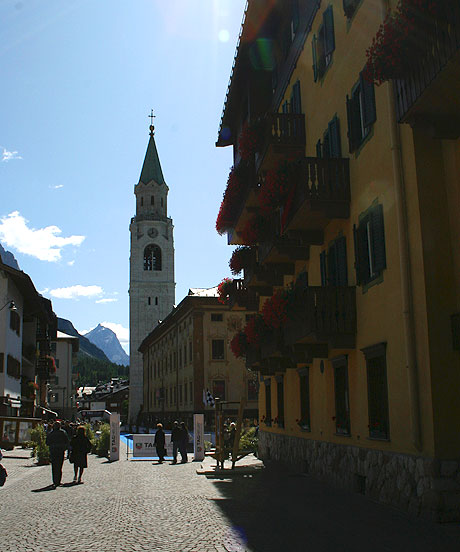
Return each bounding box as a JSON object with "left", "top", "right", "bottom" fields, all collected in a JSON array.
[
  {"left": 211, "top": 339, "right": 225, "bottom": 361},
  {"left": 362, "top": 343, "right": 390, "bottom": 440},
  {"left": 298, "top": 367, "right": 311, "bottom": 431},
  {"left": 346, "top": 71, "right": 376, "bottom": 153},
  {"left": 332, "top": 355, "right": 351, "bottom": 436},
  {"left": 353, "top": 203, "right": 386, "bottom": 287}
]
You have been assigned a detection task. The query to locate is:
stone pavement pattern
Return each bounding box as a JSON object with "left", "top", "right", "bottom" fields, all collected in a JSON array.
[{"left": 1, "top": 443, "right": 460, "bottom": 552}]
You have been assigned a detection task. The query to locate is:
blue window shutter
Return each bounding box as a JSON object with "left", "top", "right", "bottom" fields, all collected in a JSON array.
[
  {"left": 346, "top": 94, "right": 360, "bottom": 153},
  {"left": 316, "top": 139, "right": 322, "bottom": 159},
  {"left": 328, "top": 242, "right": 338, "bottom": 286},
  {"left": 329, "top": 116, "right": 342, "bottom": 158},
  {"left": 323, "top": 5, "right": 335, "bottom": 57},
  {"left": 370, "top": 204, "right": 386, "bottom": 273},
  {"left": 360, "top": 71, "right": 377, "bottom": 128},
  {"left": 312, "top": 35, "right": 318, "bottom": 82},
  {"left": 336, "top": 236, "right": 348, "bottom": 286},
  {"left": 291, "top": 81, "right": 302, "bottom": 114}
]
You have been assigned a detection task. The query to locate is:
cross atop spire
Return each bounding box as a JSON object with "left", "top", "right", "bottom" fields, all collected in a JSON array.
[{"left": 148, "top": 109, "right": 155, "bottom": 136}]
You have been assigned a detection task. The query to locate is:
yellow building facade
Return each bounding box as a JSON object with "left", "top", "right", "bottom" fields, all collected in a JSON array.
[
  {"left": 216, "top": 0, "right": 460, "bottom": 520},
  {"left": 139, "top": 288, "right": 258, "bottom": 429}
]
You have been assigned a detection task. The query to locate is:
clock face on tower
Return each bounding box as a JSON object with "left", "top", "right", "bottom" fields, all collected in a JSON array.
[{"left": 147, "top": 228, "right": 158, "bottom": 238}]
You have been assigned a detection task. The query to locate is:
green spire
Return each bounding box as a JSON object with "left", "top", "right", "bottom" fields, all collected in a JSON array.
[{"left": 139, "top": 129, "right": 166, "bottom": 186}]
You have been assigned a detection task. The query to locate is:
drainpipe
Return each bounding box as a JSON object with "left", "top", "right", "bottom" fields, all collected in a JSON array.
[{"left": 381, "top": 0, "right": 422, "bottom": 451}]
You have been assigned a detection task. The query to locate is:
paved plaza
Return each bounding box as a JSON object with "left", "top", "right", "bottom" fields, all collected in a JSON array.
[{"left": 1, "top": 442, "right": 460, "bottom": 552}]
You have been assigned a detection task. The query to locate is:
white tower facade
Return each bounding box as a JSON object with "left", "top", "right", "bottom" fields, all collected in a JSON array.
[{"left": 129, "top": 124, "right": 175, "bottom": 423}]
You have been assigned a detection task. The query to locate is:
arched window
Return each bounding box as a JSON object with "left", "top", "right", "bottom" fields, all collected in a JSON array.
[{"left": 144, "top": 244, "right": 162, "bottom": 271}]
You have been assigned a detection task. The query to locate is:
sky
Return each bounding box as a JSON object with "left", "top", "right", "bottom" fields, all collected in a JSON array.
[{"left": 0, "top": 0, "right": 247, "bottom": 353}]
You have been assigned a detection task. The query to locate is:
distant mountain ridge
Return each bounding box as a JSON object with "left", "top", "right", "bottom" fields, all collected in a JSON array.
[
  {"left": 84, "top": 324, "right": 129, "bottom": 366},
  {"left": 0, "top": 243, "right": 20, "bottom": 270},
  {"left": 57, "top": 318, "right": 108, "bottom": 361}
]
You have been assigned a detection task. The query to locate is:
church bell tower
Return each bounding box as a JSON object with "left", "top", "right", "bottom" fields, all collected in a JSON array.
[{"left": 129, "top": 115, "right": 175, "bottom": 423}]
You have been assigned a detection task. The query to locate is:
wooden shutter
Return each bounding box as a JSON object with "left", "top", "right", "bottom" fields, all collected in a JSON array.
[
  {"left": 320, "top": 250, "right": 328, "bottom": 286},
  {"left": 323, "top": 128, "right": 331, "bottom": 158},
  {"left": 328, "top": 242, "right": 338, "bottom": 286},
  {"left": 312, "top": 35, "right": 318, "bottom": 82},
  {"left": 323, "top": 5, "right": 335, "bottom": 57},
  {"left": 329, "top": 116, "right": 342, "bottom": 158},
  {"left": 336, "top": 236, "right": 348, "bottom": 286},
  {"left": 353, "top": 223, "right": 368, "bottom": 285},
  {"left": 316, "top": 139, "right": 322, "bottom": 158},
  {"left": 346, "top": 93, "right": 360, "bottom": 153},
  {"left": 282, "top": 100, "right": 289, "bottom": 114},
  {"left": 360, "top": 71, "right": 377, "bottom": 128},
  {"left": 370, "top": 204, "right": 386, "bottom": 273},
  {"left": 291, "top": 81, "right": 302, "bottom": 114}
]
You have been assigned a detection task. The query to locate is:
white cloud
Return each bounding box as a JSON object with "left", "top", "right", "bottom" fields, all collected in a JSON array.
[
  {"left": 101, "top": 321, "right": 129, "bottom": 345},
  {"left": 0, "top": 211, "right": 85, "bottom": 262},
  {"left": 49, "top": 284, "right": 103, "bottom": 300},
  {"left": 2, "top": 148, "right": 22, "bottom": 162},
  {"left": 51, "top": 184, "right": 64, "bottom": 190},
  {"left": 67, "top": 260, "right": 75, "bottom": 266},
  {"left": 96, "top": 298, "right": 118, "bottom": 304}
]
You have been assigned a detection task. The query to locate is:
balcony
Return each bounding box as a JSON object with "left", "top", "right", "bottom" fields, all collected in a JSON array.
[
  {"left": 282, "top": 157, "right": 350, "bottom": 235},
  {"left": 255, "top": 112, "right": 306, "bottom": 174},
  {"left": 394, "top": 2, "right": 460, "bottom": 137},
  {"left": 284, "top": 286, "right": 356, "bottom": 349},
  {"left": 243, "top": 248, "right": 285, "bottom": 290},
  {"left": 227, "top": 279, "right": 259, "bottom": 311}
]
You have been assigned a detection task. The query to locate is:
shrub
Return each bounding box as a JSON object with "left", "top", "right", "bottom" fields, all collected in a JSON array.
[
  {"left": 83, "top": 423, "right": 97, "bottom": 453},
  {"left": 96, "top": 423, "right": 110, "bottom": 457},
  {"left": 29, "top": 425, "right": 50, "bottom": 465},
  {"left": 239, "top": 427, "right": 258, "bottom": 454}
]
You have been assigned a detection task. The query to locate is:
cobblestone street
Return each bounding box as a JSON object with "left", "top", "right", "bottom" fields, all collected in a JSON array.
[{"left": 1, "top": 442, "right": 460, "bottom": 552}]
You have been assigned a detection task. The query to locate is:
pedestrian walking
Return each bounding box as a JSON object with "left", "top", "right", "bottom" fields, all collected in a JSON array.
[
  {"left": 154, "top": 423, "right": 166, "bottom": 463},
  {"left": 179, "top": 422, "right": 189, "bottom": 463},
  {"left": 46, "top": 421, "right": 70, "bottom": 488},
  {"left": 171, "top": 421, "right": 181, "bottom": 464},
  {"left": 69, "top": 426, "right": 92, "bottom": 484}
]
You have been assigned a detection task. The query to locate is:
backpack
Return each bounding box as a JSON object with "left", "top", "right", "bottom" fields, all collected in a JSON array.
[{"left": 0, "top": 464, "right": 7, "bottom": 487}]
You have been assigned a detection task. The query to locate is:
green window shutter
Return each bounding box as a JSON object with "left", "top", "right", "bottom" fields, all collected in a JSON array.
[
  {"left": 323, "top": 127, "right": 331, "bottom": 158},
  {"left": 282, "top": 100, "right": 289, "bottom": 114},
  {"left": 320, "top": 250, "right": 328, "bottom": 286},
  {"left": 291, "top": 81, "right": 302, "bottom": 114},
  {"left": 360, "top": 71, "right": 377, "bottom": 128},
  {"left": 328, "top": 242, "right": 338, "bottom": 286},
  {"left": 323, "top": 5, "right": 335, "bottom": 57},
  {"left": 353, "top": 223, "right": 368, "bottom": 285},
  {"left": 329, "top": 116, "right": 342, "bottom": 158},
  {"left": 336, "top": 236, "right": 348, "bottom": 286},
  {"left": 316, "top": 139, "right": 322, "bottom": 158},
  {"left": 346, "top": 94, "right": 360, "bottom": 153},
  {"left": 312, "top": 35, "right": 318, "bottom": 82},
  {"left": 370, "top": 204, "right": 386, "bottom": 273}
]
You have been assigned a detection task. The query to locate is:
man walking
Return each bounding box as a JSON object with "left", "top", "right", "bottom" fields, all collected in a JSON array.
[
  {"left": 170, "top": 421, "right": 181, "bottom": 464},
  {"left": 46, "top": 421, "right": 70, "bottom": 488}
]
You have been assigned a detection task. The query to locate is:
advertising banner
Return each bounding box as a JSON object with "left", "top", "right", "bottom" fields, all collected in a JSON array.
[
  {"left": 193, "top": 414, "right": 205, "bottom": 461},
  {"left": 133, "top": 433, "right": 173, "bottom": 458},
  {"left": 109, "top": 412, "right": 120, "bottom": 462}
]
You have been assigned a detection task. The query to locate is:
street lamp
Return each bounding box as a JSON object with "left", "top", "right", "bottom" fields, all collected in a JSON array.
[{"left": 0, "top": 301, "right": 17, "bottom": 312}]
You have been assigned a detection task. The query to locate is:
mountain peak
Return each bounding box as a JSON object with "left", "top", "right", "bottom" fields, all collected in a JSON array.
[{"left": 84, "top": 324, "right": 129, "bottom": 366}]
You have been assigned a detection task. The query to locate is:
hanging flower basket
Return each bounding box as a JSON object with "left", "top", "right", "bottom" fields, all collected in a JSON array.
[
  {"left": 230, "top": 331, "right": 248, "bottom": 358},
  {"left": 259, "top": 160, "right": 294, "bottom": 215},
  {"left": 217, "top": 278, "right": 233, "bottom": 305},
  {"left": 240, "top": 215, "right": 269, "bottom": 246},
  {"left": 229, "top": 246, "right": 254, "bottom": 275},
  {"left": 261, "top": 288, "right": 296, "bottom": 329},
  {"left": 243, "top": 315, "right": 266, "bottom": 346},
  {"left": 216, "top": 166, "right": 244, "bottom": 235}
]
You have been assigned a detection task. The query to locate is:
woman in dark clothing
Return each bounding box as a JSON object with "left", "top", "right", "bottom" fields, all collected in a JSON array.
[
  {"left": 154, "top": 423, "right": 166, "bottom": 463},
  {"left": 70, "top": 426, "right": 92, "bottom": 483}
]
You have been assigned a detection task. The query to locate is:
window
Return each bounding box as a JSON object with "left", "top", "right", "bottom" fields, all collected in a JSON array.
[
  {"left": 179, "top": 384, "right": 183, "bottom": 404},
  {"left": 151, "top": 195, "right": 154, "bottom": 205},
  {"left": 50, "top": 342, "right": 57, "bottom": 353},
  {"left": 148, "top": 297, "right": 151, "bottom": 305},
  {"left": 143, "top": 244, "right": 162, "bottom": 271},
  {"left": 346, "top": 72, "right": 376, "bottom": 152},
  {"left": 212, "top": 379, "right": 225, "bottom": 401},
  {"left": 353, "top": 203, "right": 386, "bottom": 286},
  {"left": 298, "top": 368, "right": 311, "bottom": 431},
  {"left": 211, "top": 313, "right": 223, "bottom": 322},
  {"left": 265, "top": 380, "right": 272, "bottom": 426},
  {"left": 0, "top": 352, "right": 3, "bottom": 373},
  {"left": 320, "top": 236, "right": 348, "bottom": 287},
  {"left": 189, "top": 341, "right": 192, "bottom": 363},
  {"left": 52, "top": 392, "right": 59, "bottom": 403},
  {"left": 312, "top": 5, "right": 335, "bottom": 81},
  {"left": 189, "top": 382, "right": 193, "bottom": 404},
  {"left": 247, "top": 379, "right": 258, "bottom": 401},
  {"left": 155, "top": 297, "right": 158, "bottom": 306},
  {"left": 10, "top": 310, "right": 20, "bottom": 335},
  {"left": 276, "top": 376, "right": 285, "bottom": 428},
  {"left": 184, "top": 381, "right": 188, "bottom": 404},
  {"left": 318, "top": 116, "right": 341, "bottom": 158},
  {"left": 343, "top": 0, "right": 361, "bottom": 19},
  {"left": 6, "top": 354, "right": 20, "bottom": 379},
  {"left": 332, "top": 356, "right": 350, "bottom": 435},
  {"left": 362, "top": 343, "right": 390, "bottom": 440},
  {"left": 183, "top": 345, "right": 187, "bottom": 365},
  {"left": 141, "top": 197, "right": 144, "bottom": 207},
  {"left": 212, "top": 339, "right": 225, "bottom": 360}
]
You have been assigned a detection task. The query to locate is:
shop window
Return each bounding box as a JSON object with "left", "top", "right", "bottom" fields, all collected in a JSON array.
[
  {"left": 362, "top": 343, "right": 390, "bottom": 440},
  {"left": 212, "top": 379, "right": 226, "bottom": 401},
  {"left": 353, "top": 203, "right": 386, "bottom": 286},
  {"left": 346, "top": 71, "right": 376, "bottom": 152},
  {"left": 247, "top": 379, "right": 258, "bottom": 401},
  {"left": 312, "top": 5, "right": 335, "bottom": 81},
  {"left": 332, "top": 356, "right": 350, "bottom": 435},
  {"left": 143, "top": 244, "right": 162, "bottom": 271},
  {"left": 212, "top": 339, "right": 225, "bottom": 360},
  {"left": 298, "top": 368, "right": 311, "bottom": 431}
]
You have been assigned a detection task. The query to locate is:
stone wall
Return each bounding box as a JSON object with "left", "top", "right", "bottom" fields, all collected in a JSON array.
[{"left": 259, "top": 430, "right": 460, "bottom": 522}]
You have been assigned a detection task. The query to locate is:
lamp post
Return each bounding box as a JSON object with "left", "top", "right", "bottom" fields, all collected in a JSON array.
[{"left": 0, "top": 301, "right": 17, "bottom": 312}]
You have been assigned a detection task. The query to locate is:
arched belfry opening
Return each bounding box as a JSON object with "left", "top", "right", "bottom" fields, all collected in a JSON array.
[{"left": 144, "top": 244, "right": 162, "bottom": 271}]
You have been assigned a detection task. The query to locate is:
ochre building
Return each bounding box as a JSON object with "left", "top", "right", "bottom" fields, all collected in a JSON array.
[{"left": 215, "top": 0, "right": 460, "bottom": 521}]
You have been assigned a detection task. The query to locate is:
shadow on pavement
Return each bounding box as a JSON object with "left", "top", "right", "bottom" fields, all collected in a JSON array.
[
  {"left": 31, "top": 484, "right": 56, "bottom": 493},
  {"left": 208, "top": 467, "right": 460, "bottom": 552}
]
